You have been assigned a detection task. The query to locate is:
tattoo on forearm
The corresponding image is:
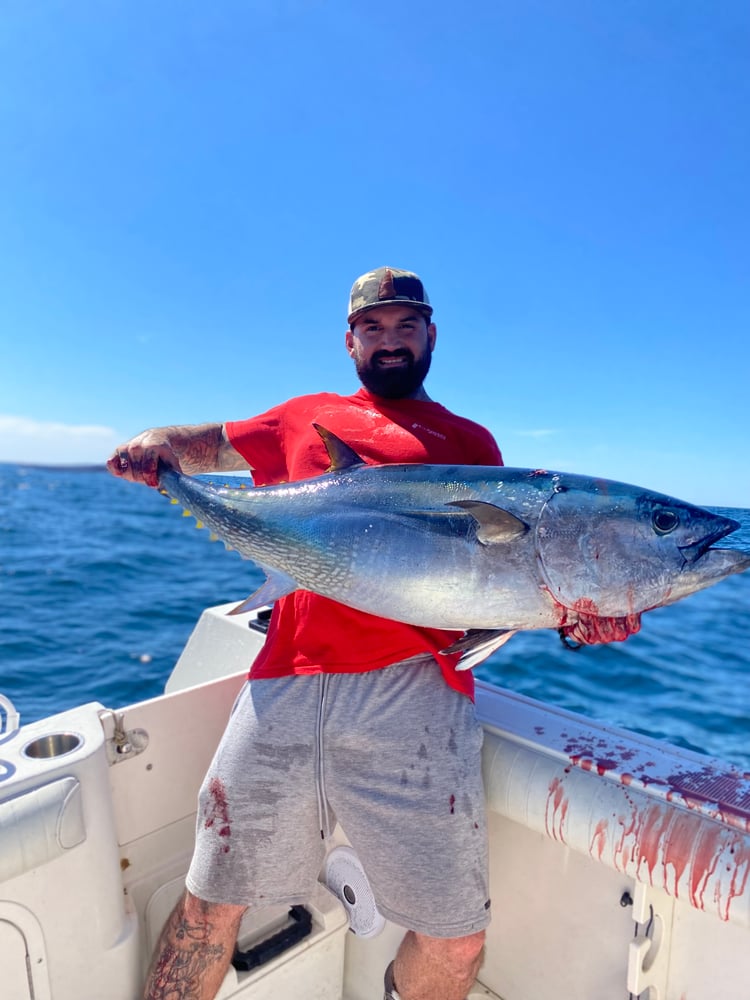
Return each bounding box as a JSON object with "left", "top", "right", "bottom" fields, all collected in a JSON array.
[
  {"left": 165, "top": 424, "right": 250, "bottom": 474},
  {"left": 165, "top": 425, "right": 223, "bottom": 475}
]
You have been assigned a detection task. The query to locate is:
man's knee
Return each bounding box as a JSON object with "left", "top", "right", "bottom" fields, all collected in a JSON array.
[
  {"left": 415, "top": 928, "right": 486, "bottom": 971},
  {"left": 441, "top": 929, "right": 486, "bottom": 966}
]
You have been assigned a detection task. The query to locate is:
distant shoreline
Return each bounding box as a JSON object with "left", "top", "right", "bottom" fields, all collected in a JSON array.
[{"left": 0, "top": 461, "right": 107, "bottom": 473}]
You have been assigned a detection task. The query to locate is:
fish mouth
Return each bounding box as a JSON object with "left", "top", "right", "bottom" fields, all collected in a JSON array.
[
  {"left": 678, "top": 513, "right": 741, "bottom": 565},
  {"left": 664, "top": 545, "right": 750, "bottom": 606}
]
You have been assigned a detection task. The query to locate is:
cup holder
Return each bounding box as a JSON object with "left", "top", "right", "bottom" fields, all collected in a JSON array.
[{"left": 22, "top": 732, "right": 83, "bottom": 760}]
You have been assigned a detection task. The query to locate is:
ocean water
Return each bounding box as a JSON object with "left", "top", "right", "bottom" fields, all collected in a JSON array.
[{"left": 1, "top": 464, "right": 749, "bottom": 768}]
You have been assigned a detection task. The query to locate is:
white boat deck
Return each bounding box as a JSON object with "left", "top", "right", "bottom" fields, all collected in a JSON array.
[{"left": 2, "top": 604, "right": 749, "bottom": 999}]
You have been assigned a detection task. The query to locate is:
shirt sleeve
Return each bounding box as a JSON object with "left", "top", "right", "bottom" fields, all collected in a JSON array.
[{"left": 225, "top": 403, "right": 290, "bottom": 485}]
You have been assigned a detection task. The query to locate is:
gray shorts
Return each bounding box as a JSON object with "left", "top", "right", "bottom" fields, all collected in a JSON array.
[{"left": 186, "top": 655, "right": 490, "bottom": 938}]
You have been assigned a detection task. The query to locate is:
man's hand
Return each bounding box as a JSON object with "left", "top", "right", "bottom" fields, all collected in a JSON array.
[
  {"left": 560, "top": 612, "right": 642, "bottom": 647},
  {"left": 106, "top": 431, "right": 182, "bottom": 488},
  {"left": 106, "top": 422, "right": 246, "bottom": 487}
]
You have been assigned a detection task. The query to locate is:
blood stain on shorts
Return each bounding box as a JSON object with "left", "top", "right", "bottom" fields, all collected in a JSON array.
[{"left": 205, "top": 777, "right": 232, "bottom": 852}]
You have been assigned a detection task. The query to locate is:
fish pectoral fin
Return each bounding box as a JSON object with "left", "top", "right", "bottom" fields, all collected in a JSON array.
[
  {"left": 226, "top": 568, "right": 299, "bottom": 616},
  {"left": 447, "top": 501, "right": 528, "bottom": 544},
  {"left": 442, "top": 628, "right": 518, "bottom": 671},
  {"left": 313, "top": 424, "right": 367, "bottom": 473}
]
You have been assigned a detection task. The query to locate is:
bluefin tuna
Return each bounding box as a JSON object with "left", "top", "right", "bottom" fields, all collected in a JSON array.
[{"left": 157, "top": 426, "right": 750, "bottom": 668}]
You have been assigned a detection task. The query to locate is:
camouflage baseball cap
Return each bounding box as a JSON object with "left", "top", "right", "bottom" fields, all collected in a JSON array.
[{"left": 347, "top": 266, "right": 433, "bottom": 324}]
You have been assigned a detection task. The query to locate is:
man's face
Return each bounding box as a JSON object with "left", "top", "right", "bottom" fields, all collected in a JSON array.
[{"left": 345, "top": 305, "right": 436, "bottom": 399}]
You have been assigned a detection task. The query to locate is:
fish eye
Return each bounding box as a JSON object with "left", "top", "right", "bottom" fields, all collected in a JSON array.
[{"left": 652, "top": 509, "right": 680, "bottom": 535}]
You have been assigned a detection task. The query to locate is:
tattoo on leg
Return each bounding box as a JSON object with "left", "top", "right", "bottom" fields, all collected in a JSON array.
[
  {"left": 144, "top": 904, "right": 229, "bottom": 1000},
  {"left": 147, "top": 942, "right": 226, "bottom": 999}
]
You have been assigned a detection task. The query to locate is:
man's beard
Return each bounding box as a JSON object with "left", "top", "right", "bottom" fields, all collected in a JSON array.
[{"left": 355, "top": 346, "right": 432, "bottom": 399}]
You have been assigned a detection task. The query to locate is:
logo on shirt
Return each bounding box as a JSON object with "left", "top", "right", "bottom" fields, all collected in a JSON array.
[{"left": 412, "top": 422, "right": 447, "bottom": 441}]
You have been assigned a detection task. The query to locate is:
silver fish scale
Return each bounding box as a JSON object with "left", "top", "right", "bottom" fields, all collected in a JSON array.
[{"left": 157, "top": 459, "right": 749, "bottom": 636}]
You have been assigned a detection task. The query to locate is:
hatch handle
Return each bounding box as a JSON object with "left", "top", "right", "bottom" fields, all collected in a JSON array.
[{"left": 232, "top": 905, "right": 313, "bottom": 972}]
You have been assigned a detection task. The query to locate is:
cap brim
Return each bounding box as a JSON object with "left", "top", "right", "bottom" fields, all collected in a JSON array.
[{"left": 348, "top": 300, "right": 434, "bottom": 325}]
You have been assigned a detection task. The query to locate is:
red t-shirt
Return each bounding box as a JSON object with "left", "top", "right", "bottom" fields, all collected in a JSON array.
[{"left": 225, "top": 389, "right": 504, "bottom": 699}]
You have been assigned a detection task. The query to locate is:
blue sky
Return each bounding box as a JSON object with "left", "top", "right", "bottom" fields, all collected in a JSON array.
[{"left": 1, "top": 1, "right": 747, "bottom": 507}]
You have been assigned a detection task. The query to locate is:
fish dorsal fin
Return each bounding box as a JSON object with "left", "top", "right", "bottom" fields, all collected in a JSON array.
[
  {"left": 313, "top": 424, "right": 367, "bottom": 473},
  {"left": 448, "top": 500, "right": 528, "bottom": 544}
]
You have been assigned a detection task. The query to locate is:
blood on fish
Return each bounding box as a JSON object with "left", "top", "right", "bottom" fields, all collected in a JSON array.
[{"left": 572, "top": 597, "right": 600, "bottom": 616}]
